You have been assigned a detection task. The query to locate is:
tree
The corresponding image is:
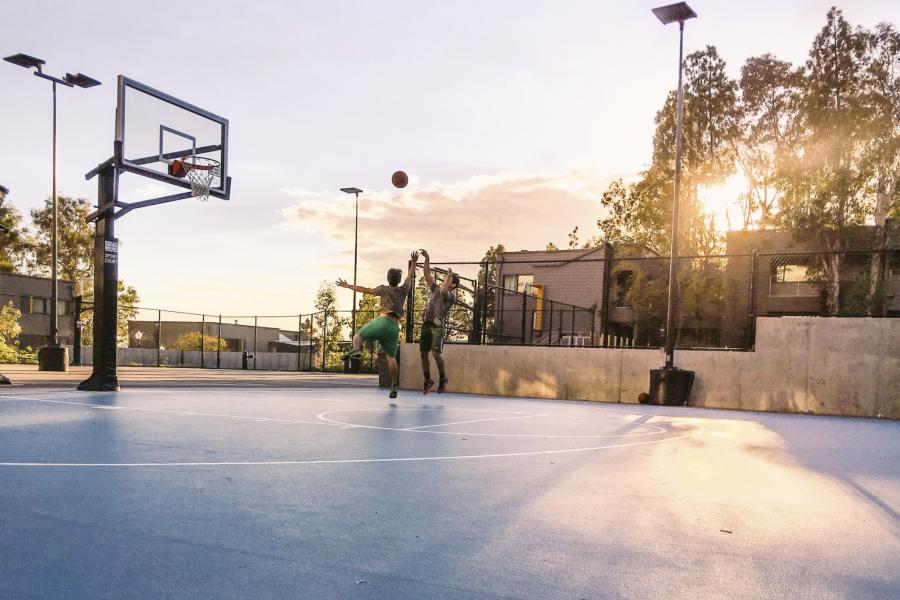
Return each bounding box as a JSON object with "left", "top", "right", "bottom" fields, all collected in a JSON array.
[
  {"left": 313, "top": 282, "right": 348, "bottom": 369},
  {"left": 170, "top": 330, "right": 230, "bottom": 352},
  {"left": 545, "top": 242, "right": 558, "bottom": 252},
  {"left": 0, "top": 191, "right": 30, "bottom": 273},
  {"left": 79, "top": 282, "right": 142, "bottom": 348},
  {"left": 474, "top": 244, "right": 506, "bottom": 342},
  {"left": 567, "top": 227, "right": 579, "bottom": 250},
  {"left": 27, "top": 195, "right": 93, "bottom": 282},
  {"left": 860, "top": 22, "right": 900, "bottom": 314},
  {"left": 736, "top": 54, "right": 804, "bottom": 229},
  {"left": 594, "top": 46, "right": 740, "bottom": 255},
  {"left": 777, "top": 8, "right": 873, "bottom": 314},
  {"left": 0, "top": 302, "right": 23, "bottom": 363}
]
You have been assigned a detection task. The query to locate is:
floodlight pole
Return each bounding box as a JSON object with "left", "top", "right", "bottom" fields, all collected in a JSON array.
[
  {"left": 664, "top": 20, "right": 686, "bottom": 369},
  {"left": 647, "top": 2, "right": 698, "bottom": 406},
  {"left": 340, "top": 187, "right": 363, "bottom": 343},
  {"left": 3, "top": 54, "right": 100, "bottom": 371}
]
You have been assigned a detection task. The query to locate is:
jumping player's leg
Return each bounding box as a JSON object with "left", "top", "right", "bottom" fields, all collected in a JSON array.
[
  {"left": 363, "top": 317, "right": 401, "bottom": 397},
  {"left": 344, "top": 317, "right": 387, "bottom": 360},
  {"left": 420, "top": 323, "right": 435, "bottom": 393},
  {"left": 428, "top": 323, "right": 449, "bottom": 393}
]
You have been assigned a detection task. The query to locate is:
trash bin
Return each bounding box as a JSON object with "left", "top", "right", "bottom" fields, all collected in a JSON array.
[
  {"left": 343, "top": 357, "right": 361, "bottom": 374},
  {"left": 649, "top": 367, "right": 694, "bottom": 406},
  {"left": 242, "top": 351, "right": 255, "bottom": 370}
]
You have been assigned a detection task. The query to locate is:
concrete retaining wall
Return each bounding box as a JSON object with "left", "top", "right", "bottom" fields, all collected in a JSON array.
[
  {"left": 73, "top": 348, "right": 309, "bottom": 372},
  {"left": 399, "top": 317, "right": 899, "bottom": 419}
]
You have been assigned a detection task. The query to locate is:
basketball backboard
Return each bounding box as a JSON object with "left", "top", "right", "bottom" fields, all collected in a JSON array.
[{"left": 115, "top": 76, "right": 230, "bottom": 199}]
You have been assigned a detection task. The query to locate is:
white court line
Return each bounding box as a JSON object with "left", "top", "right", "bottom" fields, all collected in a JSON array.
[
  {"left": 0, "top": 427, "right": 702, "bottom": 467},
  {"left": 0, "top": 395, "right": 339, "bottom": 428},
  {"left": 402, "top": 414, "right": 544, "bottom": 430},
  {"left": 316, "top": 408, "right": 668, "bottom": 438},
  {"left": 2, "top": 393, "right": 668, "bottom": 439}
]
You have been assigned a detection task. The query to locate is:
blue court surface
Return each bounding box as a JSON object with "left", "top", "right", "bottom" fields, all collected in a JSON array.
[{"left": 1, "top": 371, "right": 898, "bottom": 599}]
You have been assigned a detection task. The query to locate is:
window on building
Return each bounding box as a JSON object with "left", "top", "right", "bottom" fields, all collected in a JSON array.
[
  {"left": 769, "top": 261, "right": 821, "bottom": 297},
  {"left": 31, "top": 297, "right": 48, "bottom": 314},
  {"left": 517, "top": 274, "right": 534, "bottom": 294},
  {"left": 502, "top": 274, "right": 534, "bottom": 294}
]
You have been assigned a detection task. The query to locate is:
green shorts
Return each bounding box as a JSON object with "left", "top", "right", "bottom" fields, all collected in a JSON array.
[
  {"left": 419, "top": 321, "right": 445, "bottom": 353},
  {"left": 358, "top": 315, "right": 401, "bottom": 357}
]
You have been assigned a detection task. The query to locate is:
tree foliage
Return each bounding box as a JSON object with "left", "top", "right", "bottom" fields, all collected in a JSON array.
[
  {"left": 27, "top": 195, "right": 94, "bottom": 282},
  {"left": 0, "top": 192, "right": 30, "bottom": 273},
  {"left": 170, "top": 330, "right": 230, "bottom": 352}
]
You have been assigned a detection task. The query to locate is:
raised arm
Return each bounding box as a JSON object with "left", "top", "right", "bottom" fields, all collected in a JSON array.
[
  {"left": 404, "top": 250, "right": 420, "bottom": 286},
  {"left": 439, "top": 267, "right": 455, "bottom": 295},
  {"left": 335, "top": 278, "right": 378, "bottom": 296},
  {"left": 421, "top": 249, "right": 434, "bottom": 288}
]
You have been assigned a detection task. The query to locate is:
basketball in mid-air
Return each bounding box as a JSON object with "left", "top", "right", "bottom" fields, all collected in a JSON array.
[
  {"left": 391, "top": 170, "right": 408, "bottom": 188},
  {"left": 168, "top": 159, "right": 187, "bottom": 179}
]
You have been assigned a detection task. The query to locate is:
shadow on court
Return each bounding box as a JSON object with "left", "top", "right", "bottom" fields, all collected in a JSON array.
[{"left": 0, "top": 369, "right": 897, "bottom": 599}]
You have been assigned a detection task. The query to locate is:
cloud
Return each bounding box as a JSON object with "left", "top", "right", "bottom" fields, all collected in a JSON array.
[{"left": 279, "top": 169, "right": 616, "bottom": 278}]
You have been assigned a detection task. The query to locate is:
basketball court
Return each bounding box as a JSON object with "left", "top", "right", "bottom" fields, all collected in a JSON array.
[{"left": 1, "top": 369, "right": 897, "bottom": 599}]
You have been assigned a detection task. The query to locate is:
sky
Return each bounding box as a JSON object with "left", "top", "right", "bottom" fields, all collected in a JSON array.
[{"left": 1, "top": 0, "right": 897, "bottom": 316}]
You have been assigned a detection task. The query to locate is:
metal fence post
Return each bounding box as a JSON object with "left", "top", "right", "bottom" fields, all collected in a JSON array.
[
  {"left": 297, "top": 315, "right": 303, "bottom": 373},
  {"left": 590, "top": 309, "right": 596, "bottom": 347},
  {"left": 157, "top": 309, "right": 162, "bottom": 367},
  {"left": 548, "top": 301, "right": 554, "bottom": 347},
  {"left": 253, "top": 316, "right": 258, "bottom": 370},
  {"left": 530, "top": 308, "right": 535, "bottom": 345},
  {"left": 570, "top": 306, "right": 576, "bottom": 346},
  {"left": 217, "top": 314, "right": 222, "bottom": 369},
  {"left": 322, "top": 310, "right": 328, "bottom": 372},
  {"left": 520, "top": 291, "right": 527, "bottom": 344},
  {"left": 748, "top": 249, "right": 758, "bottom": 350},
  {"left": 200, "top": 314, "right": 205, "bottom": 368}
]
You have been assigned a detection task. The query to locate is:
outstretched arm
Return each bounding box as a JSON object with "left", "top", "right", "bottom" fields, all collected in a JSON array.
[
  {"left": 421, "top": 249, "right": 434, "bottom": 288},
  {"left": 335, "top": 278, "right": 378, "bottom": 296}
]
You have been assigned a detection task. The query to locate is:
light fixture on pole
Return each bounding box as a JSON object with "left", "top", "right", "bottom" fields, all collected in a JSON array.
[
  {"left": 649, "top": 2, "right": 697, "bottom": 405},
  {"left": 4, "top": 53, "right": 101, "bottom": 372},
  {"left": 340, "top": 187, "right": 363, "bottom": 351}
]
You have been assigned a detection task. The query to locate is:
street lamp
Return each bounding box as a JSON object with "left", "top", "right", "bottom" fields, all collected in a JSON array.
[
  {"left": 340, "top": 187, "right": 363, "bottom": 338},
  {"left": 650, "top": 2, "right": 697, "bottom": 404},
  {"left": 4, "top": 53, "right": 101, "bottom": 371}
]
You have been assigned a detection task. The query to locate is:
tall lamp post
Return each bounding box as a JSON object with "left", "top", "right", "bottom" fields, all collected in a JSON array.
[
  {"left": 340, "top": 187, "right": 363, "bottom": 372},
  {"left": 4, "top": 53, "right": 101, "bottom": 371},
  {"left": 649, "top": 3, "right": 697, "bottom": 405}
]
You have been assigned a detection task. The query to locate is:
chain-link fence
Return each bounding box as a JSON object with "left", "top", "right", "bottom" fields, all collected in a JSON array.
[
  {"left": 55, "top": 248, "right": 899, "bottom": 372},
  {"left": 422, "top": 248, "right": 898, "bottom": 351}
]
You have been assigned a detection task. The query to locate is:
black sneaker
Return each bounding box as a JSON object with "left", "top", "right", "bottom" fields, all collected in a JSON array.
[
  {"left": 342, "top": 348, "right": 363, "bottom": 361},
  {"left": 438, "top": 377, "right": 449, "bottom": 393},
  {"left": 389, "top": 385, "right": 398, "bottom": 399},
  {"left": 423, "top": 379, "right": 435, "bottom": 395}
]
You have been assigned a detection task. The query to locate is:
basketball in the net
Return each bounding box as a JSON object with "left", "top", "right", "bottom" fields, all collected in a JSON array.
[
  {"left": 391, "top": 171, "right": 408, "bottom": 188},
  {"left": 168, "top": 159, "right": 187, "bottom": 179}
]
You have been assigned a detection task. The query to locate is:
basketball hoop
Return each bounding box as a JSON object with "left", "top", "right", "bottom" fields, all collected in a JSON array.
[{"left": 181, "top": 156, "right": 220, "bottom": 201}]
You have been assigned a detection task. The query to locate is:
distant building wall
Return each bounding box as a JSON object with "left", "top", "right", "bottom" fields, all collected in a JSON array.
[
  {"left": 0, "top": 272, "right": 75, "bottom": 347},
  {"left": 399, "top": 317, "right": 900, "bottom": 419}
]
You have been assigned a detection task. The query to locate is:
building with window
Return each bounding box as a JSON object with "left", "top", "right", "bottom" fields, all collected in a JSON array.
[
  {"left": 726, "top": 221, "right": 900, "bottom": 317},
  {"left": 0, "top": 272, "right": 76, "bottom": 348}
]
